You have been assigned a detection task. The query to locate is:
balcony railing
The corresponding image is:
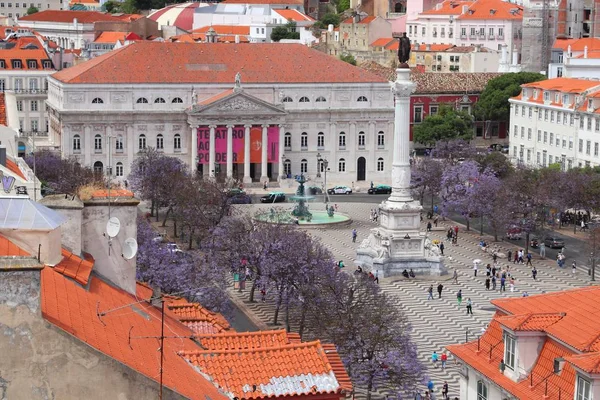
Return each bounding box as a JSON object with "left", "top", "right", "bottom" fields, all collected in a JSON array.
[
  {"left": 19, "top": 130, "right": 48, "bottom": 137},
  {"left": 460, "top": 34, "right": 467, "bottom": 39},
  {"left": 13, "top": 89, "right": 48, "bottom": 95},
  {"left": 488, "top": 34, "right": 495, "bottom": 40}
]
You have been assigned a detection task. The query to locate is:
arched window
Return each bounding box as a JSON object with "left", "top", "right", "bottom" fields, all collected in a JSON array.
[
  {"left": 282, "top": 96, "right": 293, "bottom": 103},
  {"left": 357, "top": 96, "right": 368, "bottom": 102},
  {"left": 136, "top": 97, "right": 148, "bottom": 104},
  {"left": 378, "top": 131, "right": 385, "bottom": 147},
  {"left": 338, "top": 158, "right": 346, "bottom": 172},
  {"left": 94, "top": 134, "right": 102, "bottom": 150},
  {"left": 316, "top": 96, "right": 326, "bottom": 102},
  {"left": 156, "top": 134, "right": 164, "bottom": 149},
  {"left": 115, "top": 162, "right": 124, "bottom": 177},
  {"left": 93, "top": 161, "right": 103, "bottom": 174},
  {"left": 301, "top": 132, "right": 308, "bottom": 149},
  {"left": 172, "top": 97, "right": 183, "bottom": 103},
  {"left": 284, "top": 159, "right": 291, "bottom": 175},
  {"left": 154, "top": 97, "right": 166, "bottom": 104},
  {"left": 339, "top": 131, "right": 346, "bottom": 148},
  {"left": 394, "top": 1, "right": 406, "bottom": 13},
  {"left": 174, "top": 133, "right": 181, "bottom": 150},
  {"left": 358, "top": 131, "right": 365, "bottom": 148},
  {"left": 300, "top": 159, "right": 308, "bottom": 173},
  {"left": 317, "top": 132, "right": 324, "bottom": 148},
  {"left": 92, "top": 97, "right": 103, "bottom": 104},
  {"left": 299, "top": 96, "right": 310, "bottom": 102},
  {"left": 115, "top": 135, "right": 123, "bottom": 151},
  {"left": 477, "top": 380, "right": 488, "bottom": 400},
  {"left": 377, "top": 157, "right": 384, "bottom": 171},
  {"left": 284, "top": 132, "right": 292, "bottom": 150},
  {"left": 139, "top": 134, "right": 146, "bottom": 150},
  {"left": 73, "top": 134, "right": 81, "bottom": 151}
]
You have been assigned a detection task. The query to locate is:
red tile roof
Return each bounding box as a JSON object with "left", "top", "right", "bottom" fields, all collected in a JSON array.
[
  {"left": 51, "top": 42, "right": 387, "bottom": 84},
  {"left": 165, "top": 297, "right": 230, "bottom": 335},
  {"left": 273, "top": 8, "right": 315, "bottom": 21},
  {"left": 52, "top": 248, "right": 94, "bottom": 286},
  {"left": 193, "top": 25, "right": 251, "bottom": 35},
  {"left": 0, "top": 36, "right": 53, "bottom": 71},
  {"left": 18, "top": 10, "right": 135, "bottom": 23},
  {"left": 180, "top": 340, "right": 350, "bottom": 399},
  {"left": 565, "top": 352, "right": 600, "bottom": 374},
  {"left": 94, "top": 31, "right": 128, "bottom": 44},
  {"left": 222, "top": 0, "right": 303, "bottom": 4},
  {"left": 196, "top": 330, "right": 293, "bottom": 350},
  {"left": 496, "top": 312, "right": 564, "bottom": 331},
  {"left": 521, "top": 77, "right": 600, "bottom": 94},
  {"left": 414, "top": 43, "right": 454, "bottom": 51},
  {"left": 135, "top": 281, "right": 154, "bottom": 300},
  {"left": 5, "top": 158, "right": 26, "bottom": 180},
  {"left": 342, "top": 15, "right": 377, "bottom": 24},
  {"left": 553, "top": 37, "right": 600, "bottom": 51},
  {"left": 0, "top": 234, "right": 30, "bottom": 256},
  {"left": 198, "top": 89, "right": 234, "bottom": 106},
  {"left": 41, "top": 266, "right": 228, "bottom": 400},
  {"left": 371, "top": 37, "right": 394, "bottom": 47},
  {"left": 421, "top": 0, "right": 474, "bottom": 15},
  {"left": 457, "top": 0, "right": 523, "bottom": 20}
]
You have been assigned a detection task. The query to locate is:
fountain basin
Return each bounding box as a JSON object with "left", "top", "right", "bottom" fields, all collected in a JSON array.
[{"left": 254, "top": 210, "right": 351, "bottom": 228}]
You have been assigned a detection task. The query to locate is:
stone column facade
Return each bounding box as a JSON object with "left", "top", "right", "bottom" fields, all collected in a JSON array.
[
  {"left": 191, "top": 126, "right": 198, "bottom": 174},
  {"left": 278, "top": 124, "right": 285, "bottom": 180},
  {"left": 260, "top": 124, "right": 268, "bottom": 182},
  {"left": 243, "top": 124, "right": 252, "bottom": 184},
  {"left": 226, "top": 124, "right": 234, "bottom": 178},
  {"left": 209, "top": 125, "right": 216, "bottom": 178}
]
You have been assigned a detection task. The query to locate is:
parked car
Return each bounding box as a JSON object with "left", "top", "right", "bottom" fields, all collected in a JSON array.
[
  {"left": 368, "top": 184, "right": 392, "bottom": 194},
  {"left": 228, "top": 194, "right": 252, "bottom": 204},
  {"left": 260, "top": 192, "right": 286, "bottom": 203},
  {"left": 166, "top": 243, "right": 183, "bottom": 254},
  {"left": 307, "top": 186, "right": 323, "bottom": 195},
  {"left": 227, "top": 188, "right": 246, "bottom": 196},
  {"left": 529, "top": 236, "right": 539, "bottom": 248},
  {"left": 327, "top": 185, "right": 352, "bottom": 195},
  {"left": 544, "top": 236, "right": 565, "bottom": 249},
  {"left": 506, "top": 226, "right": 523, "bottom": 240}
]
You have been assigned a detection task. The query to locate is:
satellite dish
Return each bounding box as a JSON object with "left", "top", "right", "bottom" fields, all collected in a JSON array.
[
  {"left": 122, "top": 238, "right": 138, "bottom": 260},
  {"left": 106, "top": 217, "right": 121, "bottom": 238}
]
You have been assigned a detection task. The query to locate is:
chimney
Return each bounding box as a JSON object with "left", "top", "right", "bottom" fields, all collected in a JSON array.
[
  {"left": 0, "top": 147, "right": 6, "bottom": 167},
  {"left": 426, "top": 44, "right": 431, "bottom": 51},
  {"left": 235, "top": 34, "right": 240, "bottom": 43},
  {"left": 39, "top": 194, "right": 84, "bottom": 257},
  {"left": 354, "top": 13, "right": 360, "bottom": 23},
  {"left": 328, "top": 24, "right": 334, "bottom": 32},
  {"left": 585, "top": 45, "right": 588, "bottom": 58},
  {"left": 462, "top": 5, "right": 469, "bottom": 14},
  {"left": 415, "top": 42, "right": 420, "bottom": 50}
]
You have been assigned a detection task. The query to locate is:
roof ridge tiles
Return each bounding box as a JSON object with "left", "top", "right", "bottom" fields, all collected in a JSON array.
[
  {"left": 193, "top": 329, "right": 289, "bottom": 338},
  {"left": 180, "top": 340, "right": 323, "bottom": 355}
]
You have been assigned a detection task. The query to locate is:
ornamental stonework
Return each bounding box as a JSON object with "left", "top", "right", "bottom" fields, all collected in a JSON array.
[
  {"left": 111, "top": 93, "right": 127, "bottom": 103},
  {"left": 68, "top": 93, "right": 84, "bottom": 103},
  {"left": 217, "top": 98, "right": 260, "bottom": 111}
]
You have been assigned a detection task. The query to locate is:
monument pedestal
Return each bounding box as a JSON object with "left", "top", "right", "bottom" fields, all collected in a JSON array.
[{"left": 355, "top": 66, "right": 445, "bottom": 277}]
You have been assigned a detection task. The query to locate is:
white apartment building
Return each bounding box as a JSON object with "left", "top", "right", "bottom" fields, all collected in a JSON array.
[
  {"left": 408, "top": 0, "right": 523, "bottom": 65},
  {"left": 508, "top": 77, "right": 600, "bottom": 170},
  {"left": 45, "top": 41, "right": 394, "bottom": 186},
  {"left": 0, "top": 0, "right": 63, "bottom": 20},
  {"left": 549, "top": 38, "right": 600, "bottom": 79}
]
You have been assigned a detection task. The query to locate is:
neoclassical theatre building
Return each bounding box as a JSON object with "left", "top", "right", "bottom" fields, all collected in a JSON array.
[{"left": 46, "top": 42, "right": 394, "bottom": 184}]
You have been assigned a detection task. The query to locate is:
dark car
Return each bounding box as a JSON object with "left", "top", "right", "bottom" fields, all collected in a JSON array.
[
  {"left": 368, "top": 184, "right": 392, "bottom": 194},
  {"left": 228, "top": 194, "right": 252, "bottom": 204},
  {"left": 544, "top": 236, "right": 565, "bottom": 248},
  {"left": 529, "top": 236, "right": 539, "bottom": 248},
  {"left": 307, "top": 186, "right": 323, "bottom": 195},
  {"left": 260, "top": 192, "right": 286, "bottom": 203},
  {"left": 506, "top": 226, "right": 523, "bottom": 240}
]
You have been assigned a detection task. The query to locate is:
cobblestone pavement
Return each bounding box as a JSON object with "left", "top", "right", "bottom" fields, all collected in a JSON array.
[{"left": 230, "top": 202, "right": 594, "bottom": 399}]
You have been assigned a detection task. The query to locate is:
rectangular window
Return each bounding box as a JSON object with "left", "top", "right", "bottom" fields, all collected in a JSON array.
[
  {"left": 338, "top": 133, "right": 346, "bottom": 148},
  {"left": 414, "top": 106, "right": 423, "bottom": 123},
  {"left": 550, "top": 111, "right": 554, "bottom": 122},
  {"left": 430, "top": 105, "right": 438, "bottom": 115},
  {"left": 563, "top": 139, "right": 567, "bottom": 148},
  {"left": 73, "top": 135, "right": 80, "bottom": 150},
  {"left": 579, "top": 139, "right": 584, "bottom": 153},
  {"left": 521, "top": 107, "right": 525, "bottom": 117},
  {"left": 556, "top": 137, "right": 560, "bottom": 146},
  {"left": 514, "top": 125, "right": 518, "bottom": 137},
  {"left": 357, "top": 132, "right": 365, "bottom": 147},
  {"left": 284, "top": 134, "right": 291, "bottom": 149},
  {"left": 529, "top": 108, "right": 532, "bottom": 118},
  {"left": 544, "top": 110, "right": 548, "bottom": 121},
  {"left": 174, "top": 135, "right": 181, "bottom": 150},
  {"left": 14, "top": 78, "right": 22, "bottom": 90},
  {"left": 538, "top": 109, "right": 542, "bottom": 120},
  {"left": 537, "top": 130, "right": 541, "bottom": 142},
  {"left": 527, "top": 128, "right": 532, "bottom": 140},
  {"left": 571, "top": 115, "right": 575, "bottom": 126},
  {"left": 29, "top": 78, "right": 38, "bottom": 90},
  {"left": 543, "top": 131, "right": 547, "bottom": 143},
  {"left": 596, "top": 119, "right": 600, "bottom": 132},
  {"left": 527, "top": 149, "right": 531, "bottom": 162},
  {"left": 498, "top": 27, "right": 504, "bottom": 37},
  {"left": 543, "top": 151, "right": 547, "bottom": 166},
  {"left": 521, "top": 127, "right": 524, "bottom": 139},
  {"left": 30, "top": 119, "right": 38, "bottom": 131},
  {"left": 577, "top": 376, "right": 591, "bottom": 400},
  {"left": 115, "top": 137, "right": 123, "bottom": 151},
  {"left": 549, "top": 132, "right": 554, "bottom": 144},
  {"left": 377, "top": 132, "right": 385, "bottom": 147},
  {"left": 537, "top": 152, "right": 540, "bottom": 164},
  {"left": 301, "top": 135, "right": 308, "bottom": 148},
  {"left": 570, "top": 137, "right": 574, "bottom": 150},
  {"left": 587, "top": 140, "right": 591, "bottom": 155},
  {"left": 514, "top": 105, "right": 518, "bottom": 116},
  {"left": 595, "top": 143, "right": 598, "bottom": 157},
  {"left": 30, "top": 100, "right": 38, "bottom": 111},
  {"left": 588, "top": 117, "right": 593, "bottom": 130},
  {"left": 557, "top": 112, "right": 561, "bottom": 123},
  {"left": 16, "top": 100, "right": 22, "bottom": 112}
]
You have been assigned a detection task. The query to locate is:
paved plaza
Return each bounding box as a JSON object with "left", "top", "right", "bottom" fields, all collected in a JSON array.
[{"left": 231, "top": 201, "right": 594, "bottom": 399}]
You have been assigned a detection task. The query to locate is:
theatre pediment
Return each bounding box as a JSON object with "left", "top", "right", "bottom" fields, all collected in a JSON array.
[{"left": 189, "top": 90, "right": 287, "bottom": 117}]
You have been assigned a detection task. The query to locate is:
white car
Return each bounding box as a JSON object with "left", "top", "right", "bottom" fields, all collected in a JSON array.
[
  {"left": 327, "top": 185, "right": 353, "bottom": 195},
  {"left": 166, "top": 243, "right": 183, "bottom": 254}
]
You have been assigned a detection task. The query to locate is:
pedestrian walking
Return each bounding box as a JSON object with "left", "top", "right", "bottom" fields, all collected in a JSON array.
[
  {"left": 466, "top": 298, "right": 473, "bottom": 315},
  {"left": 540, "top": 242, "right": 546, "bottom": 258},
  {"left": 518, "top": 249, "right": 524, "bottom": 264},
  {"left": 447, "top": 228, "right": 453, "bottom": 241},
  {"left": 414, "top": 392, "right": 423, "bottom": 400},
  {"left": 453, "top": 225, "right": 459, "bottom": 237},
  {"left": 427, "top": 380, "right": 434, "bottom": 393},
  {"left": 509, "top": 277, "right": 515, "bottom": 292},
  {"left": 427, "top": 222, "right": 432, "bottom": 232},
  {"left": 434, "top": 217, "right": 439, "bottom": 227},
  {"left": 473, "top": 262, "right": 478, "bottom": 277},
  {"left": 352, "top": 229, "right": 357, "bottom": 243},
  {"left": 500, "top": 276, "right": 506, "bottom": 291},
  {"left": 507, "top": 250, "right": 512, "bottom": 262},
  {"left": 492, "top": 252, "right": 498, "bottom": 263},
  {"left": 431, "top": 351, "right": 439, "bottom": 367},
  {"left": 428, "top": 285, "right": 434, "bottom": 300},
  {"left": 439, "top": 242, "right": 445, "bottom": 256},
  {"left": 441, "top": 352, "right": 448, "bottom": 370},
  {"left": 456, "top": 289, "right": 462, "bottom": 306},
  {"left": 486, "top": 264, "right": 491, "bottom": 277},
  {"left": 442, "top": 381, "right": 449, "bottom": 399},
  {"left": 513, "top": 250, "right": 518, "bottom": 264},
  {"left": 532, "top": 266, "right": 538, "bottom": 280},
  {"left": 572, "top": 261, "right": 577, "bottom": 274},
  {"left": 452, "top": 269, "right": 458, "bottom": 284},
  {"left": 491, "top": 275, "right": 497, "bottom": 290},
  {"left": 523, "top": 291, "right": 529, "bottom": 297},
  {"left": 437, "top": 283, "right": 444, "bottom": 299},
  {"left": 485, "top": 277, "right": 490, "bottom": 290},
  {"left": 492, "top": 266, "right": 497, "bottom": 276},
  {"left": 526, "top": 252, "right": 532, "bottom": 266}
]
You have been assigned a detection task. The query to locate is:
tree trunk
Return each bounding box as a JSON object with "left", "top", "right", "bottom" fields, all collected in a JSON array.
[
  {"left": 525, "top": 232, "right": 530, "bottom": 255},
  {"left": 466, "top": 218, "right": 470, "bottom": 231},
  {"left": 272, "top": 286, "right": 284, "bottom": 325},
  {"left": 150, "top": 200, "right": 155, "bottom": 217},
  {"left": 480, "top": 215, "right": 484, "bottom": 236},
  {"left": 298, "top": 305, "right": 307, "bottom": 339},
  {"left": 366, "top": 381, "right": 373, "bottom": 400},
  {"left": 188, "top": 228, "right": 194, "bottom": 250},
  {"left": 162, "top": 206, "right": 172, "bottom": 227},
  {"left": 173, "top": 218, "right": 178, "bottom": 238},
  {"left": 249, "top": 278, "right": 257, "bottom": 303},
  {"left": 431, "top": 192, "right": 434, "bottom": 214}
]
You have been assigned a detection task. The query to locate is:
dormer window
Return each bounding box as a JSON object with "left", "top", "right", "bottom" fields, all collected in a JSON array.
[
  {"left": 563, "top": 94, "right": 569, "bottom": 105},
  {"left": 589, "top": 99, "right": 594, "bottom": 110},
  {"left": 27, "top": 60, "right": 37, "bottom": 69},
  {"left": 0, "top": 60, "right": 5, "bottom": 69},
  {"left": 543, "top": 91, "right": 550, "bottom": 101},
  {"left": 522, "top": 88, "right": 528, "bottom": 98},
  {"left": 282, "top": 96, "right": 293, "bottom": 103},
  {"left": 555, "top": 93, "right": 560, "bottom": 103},
  {"left": 12, "top": 59, "right": 21, "bottom": 69},
  {"left": 42, "top": 60, "right": 52, "bottom": 69},
  {"left": 503, "top": 333, "right": 516, "bottom": 371},
  {"left": 533, "top": 89, "right": 538, "bottom": 99}
]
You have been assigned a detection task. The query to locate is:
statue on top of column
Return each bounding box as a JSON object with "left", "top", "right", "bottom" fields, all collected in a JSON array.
[
  {"left": 397, "top": 32, "right": 411, "bottom": 67},
  {"left": 234, "top": 72, "right": 242, "bottom": 91}
]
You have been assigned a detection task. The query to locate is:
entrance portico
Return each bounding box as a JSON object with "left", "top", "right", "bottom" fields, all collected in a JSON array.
[{"left": 187, "top": 89, "right": 287, "bottom": 182}]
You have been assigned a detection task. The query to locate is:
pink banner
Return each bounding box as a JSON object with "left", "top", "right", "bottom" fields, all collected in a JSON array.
[{"left": 197, "top": 125, "right": 278, "bottom": 164}]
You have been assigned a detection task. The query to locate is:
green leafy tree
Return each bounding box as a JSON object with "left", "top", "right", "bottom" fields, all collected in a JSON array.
[
  {"left": 473, "top": 72, "right": 546, "bottom": 123},
  {"left": 26, "top": 5, "right": 38, "bottom": 14},
  {"left": 315, "top": 12, "right": 341, "bottom": 29},
  {"left": 270, "top": 21, "right": 300, "bottom": 42},
  {"left": 339, "top": 53, "right": 356, "bottom": 65},
  {"left": 413, "top": 104, "right": 473, "bottom": 145},
  {"left": 337, "top": 0, "right": 350, "bottom": 12}
]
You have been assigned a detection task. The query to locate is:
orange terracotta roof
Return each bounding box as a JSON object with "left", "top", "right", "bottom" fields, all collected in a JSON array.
[
  {"left": 273, "top": 8, "right": 315, "bottom": 21},
  {"left": 165, "top": 297, "right": 230, "bottom": 334},
  {"left": 51, "top": 42, "right": 387, "bottom": 84},
  {"left": 135, "top": 281, "right": 153, "bottom": 301},
  {"left": 91, "top": 189, "right": 135, "bottom": 199},
  {"left": 5, "top": 158, "right": 26, "bottom": 180},
  {"left": 521, "top": 77, "right": 600, "bottom": 94},
  {"left": 0, "top": 234, "right": 30, "bottom": 256},
  {"left": 371, "top": 37, "right": 394, "bottom": 47},
  {"left": 321, "top": 343, "right": 352, "bottom": 392},
  {"left": 574, "top": 50, "right": 600, "bottom": 59},
  {"left": 198, "top": 89, "right": 234, "bottom": 106},
  {"left": 457, "top": 0, "right": 523, "bottom": 20},
  {"left": 386, "top": 41, "right": 399, "bottom": 51},
  {"left": 0, "top": 36, "right": 53, "bottom": 71},
  {"left": 19, "top": 10, "right": 134, "bottom": 23},
  {"left": 492, "top": 286, "right": 600, "bottom": 352},
  {"left": 52, "top": 248, "right": 94, "bottom": 286},
  {"left": 193, "top": 25, "right": 251, "bottom": 35},
  {"left": 496, "top": 313, "right": 564, "bottom": 331},
  {"left": 421, "top": 0, "right": 474, "bottom": 15},
  {"left": 180, "top": 340, "right": 349, "bottom": 399},
  {"left": 196, "top": 330, "right": 292, "bottom": 350},
  {"left": 565, "top": 352, "right": 600, "bottom": 374},
  {"left": 413, "top": 43, "right": 454, "bottom": 51},
  {"left": 342, "top": 15, "right": 376, "bottom": 24},
  {"left": 94, "top": 31, "right": 128, "bottom": 44},
  {"left": 553, "top": 37, "right": 600, "bottom": 51},
  {"left": 41, "top": 267, "right": 228, "bottom": 400},
  {"left": 223, "top": 0, "right": 303, "bottom": 4},
  {"left": 448, "top": 318, "right": 576, "bottom": 400}
]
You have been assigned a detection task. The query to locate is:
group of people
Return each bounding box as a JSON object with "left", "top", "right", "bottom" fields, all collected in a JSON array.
[
  {"left": 402, "top": 269, "right": 417, "bottom": 279},
  {"left": 416, "top": 378, "right": 453, "bottom": 400},
  {"left": 354, "top": 266, "right": 379, "bottom": 283},
  {"left": 445, "top": 226, "right": 459, "bottom": 245},
  {"left": 369, "top": 208, "right": 379, "bottom": 223}
]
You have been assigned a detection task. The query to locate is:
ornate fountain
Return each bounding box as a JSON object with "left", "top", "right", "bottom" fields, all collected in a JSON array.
[{"left": 289, "top": 175, "right": 313, "bottom": 221}]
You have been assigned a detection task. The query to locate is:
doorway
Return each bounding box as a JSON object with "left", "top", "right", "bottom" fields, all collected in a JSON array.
[{"left": 357, "top": 157, "right": 366, "bottom": 181}]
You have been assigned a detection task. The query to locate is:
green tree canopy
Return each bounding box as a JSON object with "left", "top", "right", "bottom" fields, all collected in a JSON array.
[
  {"left": 270, "top": 21, "right": 300, "bottom": 42},
  {"left": 473, "top": 72, "right": 545, "bottom": 122},
  {"left": 26, "top": 5, "right": 38, "bottom": 14},
  {"left": 413, "top": 104, "right": 473, "bottom": 146},
  {"left": 337, "top": 0, "right": 350, "bottom": 12},
  {"left": 339, "top": 53, "right": 356, "bottom": 65}
]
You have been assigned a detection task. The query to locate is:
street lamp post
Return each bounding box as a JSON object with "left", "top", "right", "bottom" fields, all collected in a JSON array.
[
  {"left": 316, "top": 152, "right": 321, "bottom": 178},
  {"left": 317, "top": 152, "right": 329, "bottom": 206},
  {"left": 281, "top": 153, "right": 286, "bottom": 178}
]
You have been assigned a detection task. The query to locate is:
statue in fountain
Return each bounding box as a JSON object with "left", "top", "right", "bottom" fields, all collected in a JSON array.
[{"left": 291, "top": 174, "right": 313, "bottom": 220}]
